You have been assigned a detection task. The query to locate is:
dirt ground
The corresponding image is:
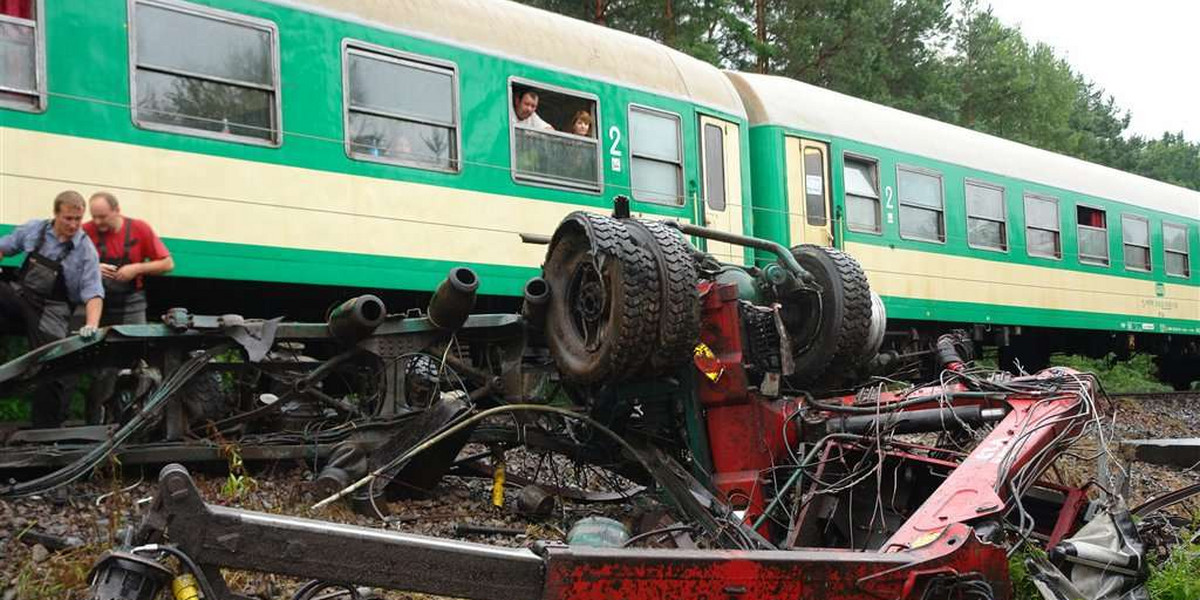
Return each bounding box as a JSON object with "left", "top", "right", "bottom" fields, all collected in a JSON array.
[{"left": 1, "top": 395, "right": 1197, "bottom": 600}]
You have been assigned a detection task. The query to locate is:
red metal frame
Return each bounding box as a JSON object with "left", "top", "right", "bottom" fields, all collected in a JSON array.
[
  {"left": 542, "top": 521, "right": 1011, "bottom": 599},
  {"left": 695, "top": 283, "right": 800, "bottom": 531},
  {"left": 661, "top": 283, "right": 1092, "bottom": 597}
]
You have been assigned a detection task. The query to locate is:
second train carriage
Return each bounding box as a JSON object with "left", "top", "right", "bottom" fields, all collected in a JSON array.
[{"left": 727, "top": 72, "right": 1200, "bottom": 380}]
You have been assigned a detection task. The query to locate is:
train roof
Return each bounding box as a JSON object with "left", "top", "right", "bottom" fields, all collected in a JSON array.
[
  {"left": 272, "top": 0, "right": 747, "bottom": 118},
  {"left": 727, "top": 72, "right": 1200, "bottom": 220}
]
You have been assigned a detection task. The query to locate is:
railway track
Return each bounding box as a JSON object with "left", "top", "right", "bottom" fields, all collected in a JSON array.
[{"left": 1115, "top": 390, "right": 1200, "bottom": 401}]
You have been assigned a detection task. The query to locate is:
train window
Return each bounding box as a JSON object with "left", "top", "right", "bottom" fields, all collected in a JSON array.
[
  {"left": 702, "top": 123, "right": 726, "bottom": 211},
  {"left": 343, "top": 44, "right": 459, "bottom": 172},
  {"left": 897, "top": 166, "right": 944, "bottom": 242},
  {"left": 843, "top": 156, "right": 880, "bottom": 233},
  {"left": 804, "top": 148, "right": 826, "bottom": 226},
  {"left": 1164, "top": 222, "right": 1190, "bottom": 278},
  {"left": 0, "top": 0, "right": 43, "bottom": 111},
  {"left": 965, "top": 180, "right": 1006, "bottom": 251},
  {"left": 1024, "top": 194, "right": 1061, "bottom": 259},
  {"left": 1122, "top": 215, "right": 1151, "bottom": 272},
  {"left": 629, "top": 106, "right": 684, "bottom": 206},
  {"left": 1076, "top": 205, "right": 1109, "bottom": 266},
  {"left": 510, "top": 81, "right": 600, "bottom": 192},
  {"left": 131, "top": 0, "right": 281, "bottom": 145}
]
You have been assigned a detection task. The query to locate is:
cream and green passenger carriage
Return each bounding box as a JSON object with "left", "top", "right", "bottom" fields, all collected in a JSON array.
[
  {"left": 1, "top": 0, "right": 751, "bottom": 311},
  {"left": 728, "top": 72, "right": 1199, "bottom": 380}
]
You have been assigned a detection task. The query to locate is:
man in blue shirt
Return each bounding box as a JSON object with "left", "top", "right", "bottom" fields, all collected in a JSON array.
[{"left": 0, "top": 190, "right": 104, "bottom": 427}]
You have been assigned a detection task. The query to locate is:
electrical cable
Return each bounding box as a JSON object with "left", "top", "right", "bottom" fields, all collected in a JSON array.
[
  {"left": 621, "top": 524, "right": 696, "bottom": 548},
  {"left": 1, "top": 345, "right": 228, "bottom": 498},
  {"left": 312, "top": 403, "right": 764, "bottom": 549},
  {"left": 291, "top": 579, "right": 363, "bottom": 600},
  {"left": 131, "top": 544, "right": 220, "bottom": 600}
]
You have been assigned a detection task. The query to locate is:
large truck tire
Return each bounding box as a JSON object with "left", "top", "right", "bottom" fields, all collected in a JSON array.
[
  {"left": 625, "top": 219, "right": 701, "bottom": 374},
  {"left": 543, "top": 212, "right": 661, "bottom": 384},
  {"left": 786, "top": 245, "right": 874, "bottom": 388}
]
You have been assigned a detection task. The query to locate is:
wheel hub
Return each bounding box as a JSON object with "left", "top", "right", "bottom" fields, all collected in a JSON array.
[{"left": 568, "top": 262, "right": 607, "bottom": 349}]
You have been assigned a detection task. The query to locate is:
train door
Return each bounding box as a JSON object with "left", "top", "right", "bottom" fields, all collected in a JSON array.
[
  {"left": 786, "top": 137, "right": 833, "bottom": 247},
  {"left": 698, "top": 115, "right": 745, "bottom": 263}
]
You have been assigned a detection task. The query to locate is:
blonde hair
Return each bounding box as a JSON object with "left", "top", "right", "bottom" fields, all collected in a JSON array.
[
  {"left": 569, "top": 110, "right": 593, "bottom": 135},
  {"left": 53, "top": 190, "right": 85, "bottom": 213}
]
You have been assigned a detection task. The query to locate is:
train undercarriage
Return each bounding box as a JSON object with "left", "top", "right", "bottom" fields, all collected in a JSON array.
[{"left": 0, "top": 204, "right": 1169, "bottom": 600}]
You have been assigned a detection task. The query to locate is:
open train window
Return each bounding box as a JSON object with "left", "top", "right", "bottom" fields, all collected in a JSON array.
[
  {"left": 843, "top": 155, "right": 880, "bottom": 234},
  {"left": 1076, "top": 205, "right": 1109, "bottom": 266},
  {"left": 509, "top": 79, "right": 600, "bottom": 192},
  {"left": 343, "top": 42, "right": 459, "bottom": 172},
  {"left": 1024, "top": 194, "right": 1061, "bottom": 259},
  {"left": 1164, "top": 222, "right": 1190, "bottom": 278},
  {"left": 1122, "top": 214, "right": 1152, "bottom": 272},
  {"left": 131, "top": 0, "right": 281, "bottom": 146},
  {"left": 965, "top": 180, "right": 1006, "bottom": 251},
  {"left": 897, "top": 165, "right": 944, "bottom": 243},
  {"left": 0, "top": 0, "right": 44, "bottom": 112},
  {"left": 630, "top": 106, "right": 684, "bottom": 206}
]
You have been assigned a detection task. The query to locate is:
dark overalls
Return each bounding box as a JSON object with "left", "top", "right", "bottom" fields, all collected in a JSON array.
[
  {"left": 96, "top": 221, "right": 148, "bottom": 325},
  {"left": 0, "top": 221, "right": 80, "bottom": 427}
]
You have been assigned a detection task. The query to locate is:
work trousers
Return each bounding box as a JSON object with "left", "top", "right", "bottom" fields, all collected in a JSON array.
[{"left": 0, "top": 282, "right": 72, "bottom": 428}]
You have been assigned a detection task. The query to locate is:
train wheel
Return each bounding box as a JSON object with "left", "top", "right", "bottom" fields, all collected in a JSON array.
[
  {"left": 625, "top": 219, "right": 701, "bottom": 374},
  {"left": 543, "top": 212, "right": 660, "bottom": 384},
  {"left": 786, "top": 245, "right": 874, "bottom": 388}
]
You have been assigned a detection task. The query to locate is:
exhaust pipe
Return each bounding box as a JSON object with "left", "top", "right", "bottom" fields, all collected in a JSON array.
[
  {"left": 521, "top": 277, "right": 550, "bottom": 330},
  {"left": 327, "top": 294, "right": 386, "bottom": 343},
  {"left": 428, "top": 267, "right": 479, "bottom": 332}
]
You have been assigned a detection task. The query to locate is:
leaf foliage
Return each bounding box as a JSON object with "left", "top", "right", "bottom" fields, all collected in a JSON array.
[{"left": 517, "top": 0, "right": 1200, "bottom": 189}]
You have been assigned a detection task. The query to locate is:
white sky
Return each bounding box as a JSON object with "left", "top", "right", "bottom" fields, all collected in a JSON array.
[{"left": 984, "top": 0, "right": 1198, "bottom": 140}]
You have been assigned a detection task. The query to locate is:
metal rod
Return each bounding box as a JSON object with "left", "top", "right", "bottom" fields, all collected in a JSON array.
[
  {"left": 148, "top": 465, "right": 544, "bottom": 600},
  {"left": 519, "top": 233, "right": 552, "bottom": 245},
  {"left": 668, "top": 221, "right": 811, "bottom": 282}
]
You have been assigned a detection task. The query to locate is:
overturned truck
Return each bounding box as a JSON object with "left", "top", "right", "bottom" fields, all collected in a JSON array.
[{"left": 0, "top": 207, "right": 1145, "bottom": 600}]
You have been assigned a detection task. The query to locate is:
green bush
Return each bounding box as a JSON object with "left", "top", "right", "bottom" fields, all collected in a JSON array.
[
  {"left": 1048, "top": 353, "right": 1173, "bottom": 394},
  {"left": 0, "top": 396, "right": 28, "bottom": 421},
  {"left": 1009, "top": 547, "right": 1045, "bottom": 600},
  {"left": 1147, "top": 538, "right": 1200, "bottom": 600}
]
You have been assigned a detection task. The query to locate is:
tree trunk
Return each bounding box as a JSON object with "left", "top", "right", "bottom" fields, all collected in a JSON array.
[
  {"left": 664, "top": 0, "right": 676, "bottom": 47},
  {"left": 592, "top": 0, "right": 608, "bottom": 25},
  {"left": 755, "top": 0, "right": 767, "bottom": 73}
]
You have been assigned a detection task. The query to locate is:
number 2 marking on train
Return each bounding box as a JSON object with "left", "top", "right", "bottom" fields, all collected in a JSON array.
[
  {"left": 608, "top": 126, "right": 623, "bottom": 172},
  {"left": 884, "top": 186, "right": 895, "bottom": 224}
]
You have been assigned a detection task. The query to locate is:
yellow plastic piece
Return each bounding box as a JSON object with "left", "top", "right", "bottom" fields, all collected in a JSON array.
[
  {"left": 491, "top": 458, "right": 506, "bottom": 508},
  {"left": 172, "top": 573, "right": 200, "bottom": 600}
]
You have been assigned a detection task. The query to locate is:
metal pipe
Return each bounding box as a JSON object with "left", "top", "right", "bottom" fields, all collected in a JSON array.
[
  {"left": 428, "top": 267, "right": 480, "bottom": 332},
  {"left": 825, "top": 405, "right": 1008, "bottom": 435},
  {"left": 519, "top": 233, "right": 551, "bottom": 245},
  {"left": 326, "top": 295, "right": 386, "bottom": 343},
  {"left": 667, "top": 222, "right": 813, "bottom": 284},
  {"left": 521, "top": 277, "right": 550, "bottom": 329}
]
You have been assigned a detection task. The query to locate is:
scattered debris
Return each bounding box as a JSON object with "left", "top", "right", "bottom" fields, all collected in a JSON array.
[{"left": 0, "top": 210, "right": 1194, "bottom": 599}]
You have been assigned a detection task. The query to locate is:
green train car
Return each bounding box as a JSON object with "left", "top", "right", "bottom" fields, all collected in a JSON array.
[
  {"left": 1, "top": 0, "right": 752, "bottom": 303},
  {"left": 2, "top": 0, "right": 1197, "bottom": 379},
  {"left": 728, "top": 73, "right": 1199, "bottom": 379}
]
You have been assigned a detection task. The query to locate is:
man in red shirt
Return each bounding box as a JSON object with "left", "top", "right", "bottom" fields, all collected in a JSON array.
[
  {"left": 83, "top": 191, "right": 174, "bottom": 325},
  {"left": 80, "top": 192, "right": 175, "bottom": 423}
]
